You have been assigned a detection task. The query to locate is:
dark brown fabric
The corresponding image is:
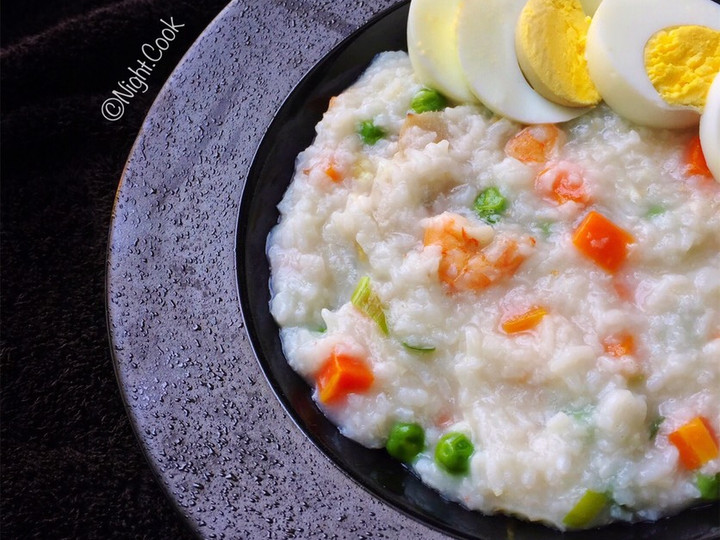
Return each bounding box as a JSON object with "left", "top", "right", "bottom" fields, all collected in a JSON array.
[{"left": 1, "top": 2, "right": 229, "bottom": 537}]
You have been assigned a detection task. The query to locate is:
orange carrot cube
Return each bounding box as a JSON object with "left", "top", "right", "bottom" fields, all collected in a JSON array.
[
  {"left": 572, "top": 211, "right": 634, "bottom": 273},
  {"left": 316, "top": 350, "right": 374, "bottom": 404},
  {"left": 668, "top": 416, "right": 719, "bottom": 470}
]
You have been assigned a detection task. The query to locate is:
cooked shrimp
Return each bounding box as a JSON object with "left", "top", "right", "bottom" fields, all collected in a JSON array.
[
  {"left": 505, "top": 124, "right": 565, "bottom": 164},
  {"left": 534, "top": 161, "right": 591, "bottom": 206},
  {"left": 423, "top": 212, "right": 535, "bottom": 291}
]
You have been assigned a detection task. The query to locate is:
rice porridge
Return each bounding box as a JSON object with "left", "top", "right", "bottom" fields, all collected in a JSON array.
[{"left": 267, "top": 51, "right": 720, "bottom": 529}]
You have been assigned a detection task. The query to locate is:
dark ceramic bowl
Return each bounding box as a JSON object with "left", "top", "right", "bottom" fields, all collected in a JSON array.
[{"left": 236, "top": 2, "right": 720, "bottom": 538}]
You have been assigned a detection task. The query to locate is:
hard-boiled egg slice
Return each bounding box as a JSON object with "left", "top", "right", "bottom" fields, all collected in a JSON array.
[
  {"left": 700, "top": 71, "right": 720, "bottom": 181},
  {"left": 645, "top": 26, "right": 720, "bottom": 111},
  {"left": 586, "top": 0, "right": 720, "bottom": 129},
  {"left": 515, "top": 0, "right": 601, "bottom": 108},
  {"left": 407, "top": 0, "right": 476, "bottom": 103},
  {"left": 456, "top": 0, "right": 590, "bottom": 124}
]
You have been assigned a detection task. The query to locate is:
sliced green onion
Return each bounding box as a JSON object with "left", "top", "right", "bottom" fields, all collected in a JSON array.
[
  {"left": 358, "top": 120, "right": 386, "bottom": 145},
  {"left": 402, "top": 342, "right": 436, "bottom": 353},
  {"left": 473, "top": 187, "right": 507, "bottom": 224},
  {"left": 697, "top": 472, "right": 720, "bottom": 500},
  {"left": 563, "top": 490, "right": 609, "bottom": 529},
  {"left": 538, "top": 221, "right": 554, "bottom": 238},
  {"left": 645, "top": 204, "right": 666, "bottom": 218},
  {"left": 351, "top": 276, "right": 389, "bottom": 335},
  {"left": 564, "top": 404, "right": 594, "bottom": 423},
  {"left": 649, "top": 416, "right": 665, "bottom": 440},
  {"left": 410, "top": 88, "right": 448, "bottom": 113}
]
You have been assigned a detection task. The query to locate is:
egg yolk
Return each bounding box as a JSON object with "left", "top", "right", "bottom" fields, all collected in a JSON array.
[
  {"left": 515, "top": 0, "right": 601, "bottom": 107},
  {"left": 645, "top": 26, "right": 720, "bottom": 109}
]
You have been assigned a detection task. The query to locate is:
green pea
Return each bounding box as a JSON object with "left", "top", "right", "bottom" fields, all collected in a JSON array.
[
  {"left": 435, "top": 432, "right": 474, "bottom": 474},
  {"left": 697, "top": 472, "right": 720, "bottom": 500},
  {"left": 473, "top": 187, "right": 507, "bottom": 224},
  {"left": 386, "top": 422, "right": 425, "bottom": 463},
  {"left": 410, "top": 88, "right": 448, "bottom": 113},
  {"left": 358, "top": 120, "right": 386, "bottom": 145}
]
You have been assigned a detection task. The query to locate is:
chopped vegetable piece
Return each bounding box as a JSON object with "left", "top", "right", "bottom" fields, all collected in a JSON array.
[
  {"left": 534, "top": 162, "right": 590, "bottom": 206},
  {"left": 645, "top": 204, "right": 666, "bottom": 218},
  {"left": 435, "top": 432, "right": 474, "bottom": 474},
  {"left": 358, "top": 120, "right": 386, "bottom": 145},
  {"left": 668, "top": 416, "right": 719, "bottom": 470},
  {"left": 697, "top": 473, "right": 720, "bottom": 500},
  {"left": 316, "top": 349, "right": 374, "bottom": 404},
  {"left": 538, "top": 221, "right": 554, "bottom": 237},
  {"left": 686, "top": 135, "right": 712, "bottom": 177},
  {"left": 473, "top": 187, "right": 507, "bottom": 223},
  {"left": 351, "top": 276, "right": 389, "bottom": 335},
  {"left": 650, "top": 416, "right": 665, "bottom": 440},
  {"left": 402, "top": 342, "right": 436, "bottom": 353},
  {"left": 324, "top": 163, "right": 343, "bottom": 182},
  {"left": 386, "top": 422, "right": 425, "bottom": 463},
  {"left": 505, "top": 124, "right": 563, "bottom": 163},
  {"left": 501, "top": 306, "right": 547, "bottom": 334},
  {"left": 565, "top": 404, "right": 594, "bottom": 423},
  {"left": 572, "top": 211, "right": 634, "bottom": 273},
  {"left": 410, "top": 88, "right": 448, "bottom": 113},
  {"left": 603, "top": 332, "right": 635, "bottom": 358},
  {"left": 563, "top": 490, "right": 609, "bottom": 529}
]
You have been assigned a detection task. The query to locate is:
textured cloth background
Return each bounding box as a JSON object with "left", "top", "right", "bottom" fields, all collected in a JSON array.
[{"left": 1, "top": 2, "right": 231, "bottom": 537}]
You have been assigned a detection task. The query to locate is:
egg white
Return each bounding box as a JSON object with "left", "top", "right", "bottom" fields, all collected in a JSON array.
[
  {"left": 407, "top": 0, "right": 476, "bottom": 103},
  {"left": 586, "top": 0, "right": 720, "bottom": 129},
  {"left": 456, "top": 0, "right": 590, "bottom": 124},
  {"left": 700, "top": 72, "right": 720, "bottom": 182}
]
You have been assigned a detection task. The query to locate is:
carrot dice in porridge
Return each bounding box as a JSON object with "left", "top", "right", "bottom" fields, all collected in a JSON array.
[{"left": 572, "top": 211, "right": 634, "bottom": 273}]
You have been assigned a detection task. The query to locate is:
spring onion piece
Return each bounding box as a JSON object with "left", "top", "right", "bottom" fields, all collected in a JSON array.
[
  {"left": 646, "top": 204, "right": 666, "bottom": 218},
  {"left": 358, "top": 120, "right": 386, "bottom": 145},
  {"left": 649, "top": 416, "right": 665, "bottom": 440},
  {"left": 563, "top": 490, "right": 609, "bottom": 529},
  {"left": 565, "top": 404, "right": 594, "bottom": 423},
  {"left": 435, "top": 432, "right": 474, "bottom": 474},
  {"left": 473, "top": 187, "right": 507, "bottom": 224},
  {"left": 402, "top": 342, "right": 436, "bottom": 353},
  {"left": 351, "top": 276, "right": 389, "bottom": 335},
  {"left": 538, "top": 221, "right": 554, "bottom": 237},
  {"left": 386, "top": 422, "right": 425, "bottom": 463},
  {"left": 697, "top": 472, "right": 720, "bottom": 500},
  {"left": 410, "top": 88, "right": 448, "bottom": 113}
]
